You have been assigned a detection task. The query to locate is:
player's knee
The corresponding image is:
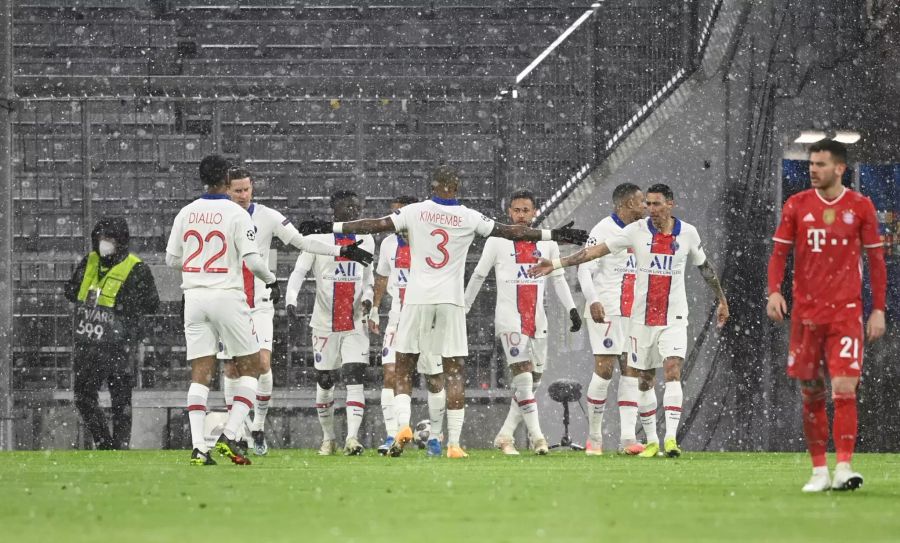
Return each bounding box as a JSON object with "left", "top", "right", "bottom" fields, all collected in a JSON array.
[
  {"left": 510, "top": 361, "right": 532, "bottom": 375},
  {"left": 341, "top": 363, "right": 367, "bottom": 385},
  {"left": 316, "top": 370, "right": 336, "bottom": 390},
  {"left": 800, "top": 385, "right": 827, "bottom": 404},
  {"left": 831, "top": 378, "right": 858, "bottom": 399},
  {"left": 425, "top": 373, "right": 444, "bottom": 393},
  {"left": 222, "top": 361, "right": 238, "bottom": 379}
]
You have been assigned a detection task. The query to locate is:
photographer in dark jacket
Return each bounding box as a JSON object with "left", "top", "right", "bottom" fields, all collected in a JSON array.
[{"left": 64, "top": 217, "right": 160, "bottom": 449}]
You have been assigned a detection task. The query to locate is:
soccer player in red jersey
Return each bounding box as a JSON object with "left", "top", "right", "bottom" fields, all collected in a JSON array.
[{"left": 767, "top": 139, "right": 887, "bottom": 492}]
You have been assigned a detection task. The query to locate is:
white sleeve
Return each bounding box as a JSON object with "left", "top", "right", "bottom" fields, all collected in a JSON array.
[
  {"left": 360, "top": 236, "right": 376, "bottom": 303},
  {"left": 165, "top": 253, "right": 181, "bottom": 269},
  {"left": 287, "top": 231, "right": 341, "bottom": 257},
  {"left": 605, "top": 224, "right": 635, "bottom": 254},
  {"left": 473, "top": 209, "right": 496, "bottom": 238},
  {"left": 234, "top": 210, "right": 261, "bottom": 259},
  {"left": 689, "top": 227, "right": 707, "bottom": 266},
  {"left": 375, "top": 238, "right": 392, "bottom": 277},
  {"left": 270, "top": 208, "right": 295, "bottom": 244},
  {"left": 243, "top": 252, "right": 276, "bottom": 284},
  {"left": 550, "top": 273, "right": 577, "bottom": 312},
  {"left": 464, "top": 239, "right": 496, "bottom": 312},
  {"left": 577, "top": 263, "right": 599, "bottom": 305},
  {"left": 389, "top": 207, "right": 409, "bottom": 232},
  {"left": 285, "top": 252, "right": 314, "bottom": 307},
  {"left": 165, "top": 210, "right": 184, "bottom": 260}
]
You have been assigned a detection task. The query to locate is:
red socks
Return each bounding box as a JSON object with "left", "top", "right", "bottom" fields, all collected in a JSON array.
[
  {"left": 801, "top": 388, "right": 828, "bottom": 468},
  {"left": 832, "top": 392, "right": 858, "bottom": 464}
]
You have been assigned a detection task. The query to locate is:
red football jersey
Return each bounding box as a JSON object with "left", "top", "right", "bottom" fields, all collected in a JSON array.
[{"left": 772, "top": 187, "right": 882, "bottom": 324}]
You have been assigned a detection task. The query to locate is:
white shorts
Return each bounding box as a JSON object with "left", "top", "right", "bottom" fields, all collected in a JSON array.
[
  {"left": 184, "top": 288, "right": 258, "bottom": 360},
  {"left": 627, "top": 322, "right": 688, "bottom": 370},
  {"left": 587, "top": 315, "right": 631, "bottom": 355},
  {"left": 381, "top": 321, "right": 443, "bottom": 375},
  {"left": 497, "top": 331, "right": 548, "bottom": 373},
  {"left": 395, "top": 303, "right": 468, "bottom": 358},
  {"left": 216, "top": 303, "right": 274, "bottom": 360},
  {"left": 312, "top": 323, "right": 370, "bottom": 371}
]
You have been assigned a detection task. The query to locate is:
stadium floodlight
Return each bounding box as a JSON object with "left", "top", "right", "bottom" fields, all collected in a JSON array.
[
  {"left": 794, "top": 130, "right": 827, "bottom": 143},
  {"left": 833, "top": 130, "right": 861, "bottom": 144}
]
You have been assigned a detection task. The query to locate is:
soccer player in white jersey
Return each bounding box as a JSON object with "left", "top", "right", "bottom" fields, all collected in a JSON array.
[
  {"left": 369, "top": 195, "right": 446, "bottom": 457},
  {"left": 576, "top": 183, "right": 650, "bottom": 455},
  {"left": 218, "top": 168, "right": 373, "bottom": 455},
  {"left": 165, "top": 155, "right": 279, "bottom": 466},
  {"left": 530, "top": 183, "right": 728, "bottom": 457},
  {"left": 298, "top": 165, "right": 588, "bottom": 458},
  {"left": 464, "top": 189, "right": 581, "bottom": 455},
  {"left": 286, "top": 191, "right": 376, "bottom": 456}
]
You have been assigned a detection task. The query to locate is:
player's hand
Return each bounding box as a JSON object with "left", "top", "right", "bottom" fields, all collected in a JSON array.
[
  {"left": 716, "top": 300, "right": 729, "bottom": 329},
  {"left": 551, "top": 221, "right": 589, "bottom": 245},
  {"left": 340, "top": 240, "right": 374, "bottom": 266},
  {"left": 265, "top": 281, "right": 281, "bottom": 305},
  {"left": 286, "top": 304, "right": 300, "bottom": 319},
  {"left": 589, "top": 302, "right": 606, "bottom": 323},
  {"left": 527, "top": 258, "right": 555, "bottom": 278},
  {"left": 866, "top": 309, "right": 886, "bottom": 342},
  {"left": 368, "top": 315, "right": 380, "bottom": 335},
  {"left": 361, "top": 300, "right": 372, "bottom": 318},
  {"left": 766, "top": 292, "right": 787, "bottom": 322},
  {"left": 569, "top": 308, "right": 582, "bottom": 332},
  {"left": 297, "top": 219, "right": 333, "bottom": 235}
]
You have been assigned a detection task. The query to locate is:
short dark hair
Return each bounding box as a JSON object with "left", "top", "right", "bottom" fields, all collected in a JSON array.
[
  {"left": 433, "top": 164, "right": 460, "bottom": 187},
  {"left": 508, "top": 189, "right": 536, "bottom": 207},
  {"left": 393, "top": 195, "right": 418, "bottom": 206},
  {"left": 199, "top": 154, "right": 230, "bottom": 187},
  {"left": 646, "top": 183, "right": 674, "bottom": 201},
  {"left": 612, "top": 183, "right": 641, "bottom": 206},
  {"left": 808, "top": 139, "right": 848, "bottom": 164},
  {"left": 227, "top": 167, "right": 252, "bottom": 182},
  {"left": 330, "top": 190, "right": 359, "bottom": 208}
]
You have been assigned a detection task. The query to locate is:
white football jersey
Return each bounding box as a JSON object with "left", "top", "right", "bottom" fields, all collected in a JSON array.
[
  {"left": 287, "top": 233, "right": 375, "bottom": 332},
  {"left": 578, "top": 214, "right": 637, "bottom": 318},
  {"left": 241, "top": 202, "right": 300, "bottom": 306},
  {"left": 605, "top": 217, "right": 706, "bottom": 326},
  {"left": 389, "top": 197, "right": 495, "bottom": 306},
  {"left": 375, "top": 233, "right": 411, "bottom": 322},
  {"left": 471, "top": 237, "right": 563, "bottom": 338},
  {"left": 166, "top": 193, "right": 259, "bottom": 291}
]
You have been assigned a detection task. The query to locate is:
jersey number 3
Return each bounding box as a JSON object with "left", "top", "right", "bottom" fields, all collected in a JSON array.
[
  {"left": 183, "top": 229, "right": 228, "bottom": 273},
  {"left": 426, "top": 228, "right": 450, "bottom": 269}
]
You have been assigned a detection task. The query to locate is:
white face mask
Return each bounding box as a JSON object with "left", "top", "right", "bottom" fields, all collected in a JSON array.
[{"left": 98, "top": 240, "right": 116, "bottom": 257}]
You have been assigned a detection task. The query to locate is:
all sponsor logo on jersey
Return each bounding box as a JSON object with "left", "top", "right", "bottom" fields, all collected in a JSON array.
[
  {"left": 639, "top": 254, "right": 679, "bottom": 276},
  {"left": 806, "top": 229, "right": 826, "bottom": 252},
  {"left": 511, "top": 265, "right": 541, "bottom": 284},
  {"left": 326, "top": 262, "right": 360, "bottom": 281},
  {"left": 395, "top": 269, "right": 408, "bottom": 285}
]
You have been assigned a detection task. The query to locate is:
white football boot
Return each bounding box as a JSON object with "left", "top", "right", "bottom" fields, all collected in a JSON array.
[
  {"left": 831, "top": 463, "right": 863, "bottom": 491},
  {"left": 801, "top": 469, "right": 832, "bottom": 493}
]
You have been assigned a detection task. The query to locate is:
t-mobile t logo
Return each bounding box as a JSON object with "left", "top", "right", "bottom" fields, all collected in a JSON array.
[{"left": 807, "top": 229, "right": 827, "bottom": 252}]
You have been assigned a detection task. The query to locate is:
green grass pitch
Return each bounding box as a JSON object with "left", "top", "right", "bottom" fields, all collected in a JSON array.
[{"left": 1, "top": 450, "right": 898, "bottom": 542}]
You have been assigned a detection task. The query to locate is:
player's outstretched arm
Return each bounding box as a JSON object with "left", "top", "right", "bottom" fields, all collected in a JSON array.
[
  {"left": 698, "top": 260, "right": 729, "bottom": 328},
  {"left": 298, "top": 217, "right": 397, "bottom": 237},
  {"left": 527, "top": 243, "right": 611, "bottom": 278},
  {"left": 491, "top": 220, "right": 589, "bottom": 245}
]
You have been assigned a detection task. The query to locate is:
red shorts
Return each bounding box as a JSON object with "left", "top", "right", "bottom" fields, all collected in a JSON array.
[{"left": 787, "top": 317, "right": 864, "bottom": 381}]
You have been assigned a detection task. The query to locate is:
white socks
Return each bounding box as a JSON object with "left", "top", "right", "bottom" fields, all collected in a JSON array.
[
  {"left": 345, "top": 384, "right": 365, "bottom": 440},
  {"left": 512, "top": 372, "right": 543, "bottom": 441},
  {"left": 224, "top": 376, "right": 257, "bottom": 440},
  {"left": 187, "top": 383, "right": 209, "bottom": 452},
  {"left": 446, "top": 408, "right": 465, "bottom": 446},
  {"left": 427, "top": 388, "right": 446, "bottom": 440},
  {"left": 381, "top": 387, "right": 397, "bottom": 436},
  {"left": 393, "top": 393, "right": 412, "bottom": 431},
  {"left": 316, "top": 384, "right": 336, "bottom": 440},
  {"left": 223, "top": 375, "right": 238, "bottom": 413},
  {"left": 586, "top": 373, "right": 611, "bottom": 442},
  {"left": 252, "top": 369, "right": 273, "bottom": 432},
  {"left": 664, "top": 381, "right": 683, "bottom": 441},
  {"left": 498, "top": 397, "right": 522, "bottom": 438},
  {"left": 618, "top": 376, "right": 640, "bottom": 443},
  {"left": 639, "top": 388, "right": 659, "bottom": 444}
]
